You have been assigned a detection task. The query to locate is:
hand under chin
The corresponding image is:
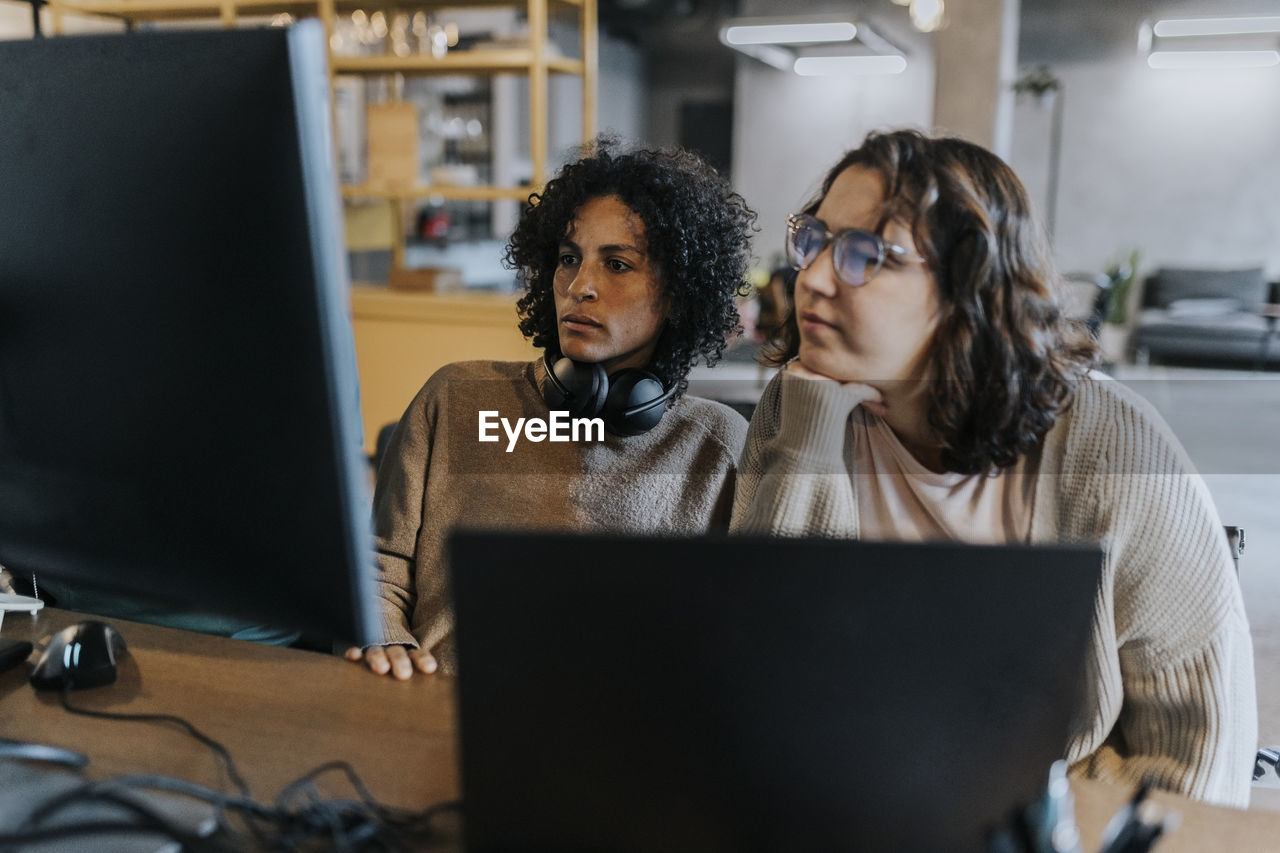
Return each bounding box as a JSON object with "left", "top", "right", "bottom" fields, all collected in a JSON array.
[
  {"left": 787, "top": 359, "right": 840, "bottom": 381},
  {"left": 787, "top": 359, "right": 888, "bottom": 416},
  {"left": 792, "top": 353, "right": 862, "bottom": 384}
]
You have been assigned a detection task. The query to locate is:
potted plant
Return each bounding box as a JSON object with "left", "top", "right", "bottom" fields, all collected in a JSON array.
[
  {"left": 1099, "top": 248, "right": 1141, "bottom": 367},
  {"left": 1012, "top": 65, "right": 1061, "bottom": 103}
]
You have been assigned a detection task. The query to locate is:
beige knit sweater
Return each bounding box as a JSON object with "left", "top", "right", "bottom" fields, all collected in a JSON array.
[
  {"left": 373, "top": 359, "right": 748, "bottom": 673},
  {"left": 732, "top": 370, "right": 1257, "bottom": 807}
]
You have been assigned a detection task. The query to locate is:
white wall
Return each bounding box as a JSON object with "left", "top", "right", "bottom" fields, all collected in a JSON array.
[
  {"left": 731, "top": 42, "right": 1280, "bottom": 283},
  {"left": 508, "top": 28, "right": 647, "bottom": 171},
  {"left": 1010, "top": 58, "right": 1280, "bottom": 281},
  {"left": 545, "top": 31, "right": 647, "bottom": 161},
  {"left": 731, "top": 55, "right": 935, "bottom": 270},
  {"left": 0, "top": 0, "right": 32, "bottom": 39},
  {"left": 596, "top": 34, "right": 647, "bottom": 145},
  {"left": 728, "top": 0, "right": 936, "bottom": 268}
]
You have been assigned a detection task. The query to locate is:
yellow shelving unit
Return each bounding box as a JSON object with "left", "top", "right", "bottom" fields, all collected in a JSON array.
[
  {"left": 40, "top": 0, "right": 596, "bottom": 446},
  {"left": 45, "top": 0, "right": 599, "bottom": 267}
]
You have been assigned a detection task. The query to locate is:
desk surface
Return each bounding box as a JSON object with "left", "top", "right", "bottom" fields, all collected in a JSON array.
[
  {"left": 0, "top": 608, "right": 457, "bottom": 811},
  {"left": 2, "top": 608, "right": 1279, "bottom": 850}
]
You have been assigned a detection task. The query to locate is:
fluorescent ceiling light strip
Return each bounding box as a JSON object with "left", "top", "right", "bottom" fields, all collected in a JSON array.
[
  {"left": 1153, "top": 16, "right": 1280, "bottom": 37},
  {"left": 724, "top": 22, "right": 856, "bottom": 45},
  {"left": 794, "top": 55, "right": 907, "bottom": 76},
  {"left": 1147, "top": 50, "right": 1280, "bottom": 69},
  {"left": 736, "top": 43, "right": 794, "bottom": 71},
  {"left": 853, "top": 23, "right": 899, "bottom": 56}
]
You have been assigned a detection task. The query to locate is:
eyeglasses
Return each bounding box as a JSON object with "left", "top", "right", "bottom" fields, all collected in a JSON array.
[{"left": 785, "top": 213, "right": 926, "bottom": 287}]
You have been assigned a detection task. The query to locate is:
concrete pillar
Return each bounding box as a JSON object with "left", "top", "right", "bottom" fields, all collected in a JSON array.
[{"left": 932, "top": 0, "right": 1020, "bottom": 157}]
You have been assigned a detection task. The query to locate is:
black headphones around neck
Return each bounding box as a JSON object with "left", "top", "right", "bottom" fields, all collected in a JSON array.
[{"left": 541, "top": 352, "right": 676, "bottom": 437}]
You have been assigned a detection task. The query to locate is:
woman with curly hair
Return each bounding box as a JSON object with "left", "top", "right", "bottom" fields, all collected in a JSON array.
[
  {"left": 348, "top": 139, "right": 756, "bottom": 679},
  {"left": 732, "top": 130, "right": 1255, "bottom": 805}
]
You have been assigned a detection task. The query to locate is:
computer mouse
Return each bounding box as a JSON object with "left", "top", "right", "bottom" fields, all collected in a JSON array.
[{"left": 29, "top": 620, "right": 128, "bottom": 690}]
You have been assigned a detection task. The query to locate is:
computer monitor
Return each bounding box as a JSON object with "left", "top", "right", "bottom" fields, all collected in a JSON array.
[
  {"left": 450, "top": 532, "right": 1104, "bottom": 853},
  {"left": 0, "top": 24, "right": 377, "bottom": 645}
]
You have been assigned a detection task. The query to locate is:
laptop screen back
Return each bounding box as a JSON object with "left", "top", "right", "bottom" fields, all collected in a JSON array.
[{"left": 450, "top": 532, "right": 1102, "bottom": 853}]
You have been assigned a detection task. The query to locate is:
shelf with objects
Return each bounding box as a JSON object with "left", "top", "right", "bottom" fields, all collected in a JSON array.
[
  {"left": 43, "top": 0, "right": 599, "bottom": 276},
  {"left": 40, "top": 0, "right": 596, "bottom": 455}
]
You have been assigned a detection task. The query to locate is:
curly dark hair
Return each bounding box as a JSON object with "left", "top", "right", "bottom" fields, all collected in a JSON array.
[
  {"left": 506, "top": 137, "right": 757, "bottom": 398},
  {"left": 764, "top": 129, "right": 1099, "bottom": 474}
]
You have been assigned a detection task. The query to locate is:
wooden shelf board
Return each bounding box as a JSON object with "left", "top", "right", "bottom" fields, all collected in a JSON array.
[
  {"left": 333, "top": 51, "right": 581, "bottom": 75},
  {"left": 52, "top": 0, "right": 584, "bottom": 21},
  {"left": 52, "top": 0, "right": 320, "bottom": 20},
  {"left": 331, "top": 0, "right": 582, "bottom": 9},
  {"left": 334, "top": 51, "right": 530, "bottom": 73},
  {"left": 50, "top": 2, "right": 586, "bottom": 75},
  {"left": 342, "top": 184, "right": 535, "bottom": 201},
  {"left": 53, "top": 0, "right": 226, "bottom": 20},
  {"left": 547, "top": 56, "right": 584, "bottom": 74}
]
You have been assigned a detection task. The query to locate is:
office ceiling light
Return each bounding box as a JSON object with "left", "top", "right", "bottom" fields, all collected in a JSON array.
[
  {"left": 732, "top": 42, "right": 794, "bottom": 71},
  {"left": 1147, "top": 50, "right": 1280, "bottom": 69},
  {"left": 1137, "top": 19, "right": 1154, "bottom": 54},
  {"left": 1153, "top": 16, "right": 1280, "bottom": 38},
  {"left": 909, "top": 0, "right": 945, "bottom": 34},
  {"left": 720, "top": 15, "right": 906, "bottom": 75},
  {"left": 723, "top": 21, "right": 857, "bottom": 46},
  {"left": 794, "top": 55, "right": 908, "bottom": 76}
]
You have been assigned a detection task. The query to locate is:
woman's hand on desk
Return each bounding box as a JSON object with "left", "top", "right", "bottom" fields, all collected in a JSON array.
[{"left": 344, "top": 644, "right": 438, "bottom": 680}]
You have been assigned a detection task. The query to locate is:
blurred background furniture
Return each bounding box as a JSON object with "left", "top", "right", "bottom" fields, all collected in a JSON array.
[
  {"left": 351, "top": 287, "right": 537, "bottom": 457},
  {"left": 1256, "top": 304, "right": 1280, "bottom": 371},
  {"left": 1130, "top": 267, "right": 1280, "bottom": 367},
  {"left": 1061, "top": 271, "right": 1114, "bottom": 338}
]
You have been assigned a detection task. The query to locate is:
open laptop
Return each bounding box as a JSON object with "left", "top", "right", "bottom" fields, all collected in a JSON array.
[{"left": 449, "top": 533, "right": 1103, "bottom": 853}]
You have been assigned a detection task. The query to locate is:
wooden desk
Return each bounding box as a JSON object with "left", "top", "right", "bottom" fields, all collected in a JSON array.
[
  {"left": 3, "top": 609, "right": 1280, "bottom": 850},
  {"left": 0, "top": 609, "right": 457, "bottom": 811}
]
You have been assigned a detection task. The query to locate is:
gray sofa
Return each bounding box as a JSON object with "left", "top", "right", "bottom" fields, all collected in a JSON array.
[{"left": 1130, "top": 267, "right": 1280, "bottom": 367}]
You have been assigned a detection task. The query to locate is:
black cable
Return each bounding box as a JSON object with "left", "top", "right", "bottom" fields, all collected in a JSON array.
[
  {"left": 58, "top": 684, "right": 253, "bottom": 798},
  {"left": 18, "top": 785, "right": 216, "bottom": 849},
  {"left": 0, "top": 820, "right": 195, "bottom": 848},
  {"left": 0, "top": 767, "right": 461, "bottom": 852},
  {"left": 89, "top": 772, "right": 273, "bottom": 820},
  {"left": 29, "top": 691, "right": 463, "bottom": 851},
  {"left": 0, "top": 774, "right": 233, "bottom": 852},
  {"left": 270, "top": 762, "right": 462, "bottom": 852}
]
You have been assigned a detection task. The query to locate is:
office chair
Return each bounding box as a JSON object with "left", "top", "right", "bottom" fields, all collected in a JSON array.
[
  {"left": 1257, "top": 747, "right": 1280, "bottom": 788},
  {"left": 1225, "top": 526, "right": 1245, "bottom": 574},
  {"left": 1225, "top": 526, "right": 1280, "bottom": 790}
]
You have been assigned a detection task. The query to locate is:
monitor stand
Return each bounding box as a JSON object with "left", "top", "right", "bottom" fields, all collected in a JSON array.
[
  {"left": 0, "top": 592, "right": 44, "bottom": 630},
  {"left": 0, "top": 593, "right": 44, "bottom": 611},
  {"left": 0, "top": 593, "right": 43, "bottom": 673}
]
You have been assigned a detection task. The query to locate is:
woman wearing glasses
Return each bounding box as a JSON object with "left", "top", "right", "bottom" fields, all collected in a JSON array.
[{"left": 732, "top": 130, "right": 1255, "bottom": 806}]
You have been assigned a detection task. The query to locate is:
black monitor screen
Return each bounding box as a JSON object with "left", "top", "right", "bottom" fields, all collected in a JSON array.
[{"left": 0, "top": 24, "right": 376, "bottom": 644}]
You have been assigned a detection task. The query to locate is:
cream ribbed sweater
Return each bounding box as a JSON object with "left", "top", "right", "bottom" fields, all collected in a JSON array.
[
  {"left": 373, "top": 359, "right": 748, "bottom": 674},
  {"left": 732, "top": 371, "right": 1257, "bottom": 807}
]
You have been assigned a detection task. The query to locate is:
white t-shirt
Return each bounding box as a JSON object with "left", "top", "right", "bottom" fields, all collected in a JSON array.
[{"left": 853, "top": 408, "right": 1040, "bottom": 544}]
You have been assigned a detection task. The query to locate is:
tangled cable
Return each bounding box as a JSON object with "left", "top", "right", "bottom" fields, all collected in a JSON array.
[{"left": 0, "top": 687, "right": 461, "bottom": 852}]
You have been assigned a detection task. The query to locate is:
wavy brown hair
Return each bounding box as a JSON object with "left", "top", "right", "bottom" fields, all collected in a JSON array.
[{"left": 764, "top": 129, "right": 1099, "bottom": 474}]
